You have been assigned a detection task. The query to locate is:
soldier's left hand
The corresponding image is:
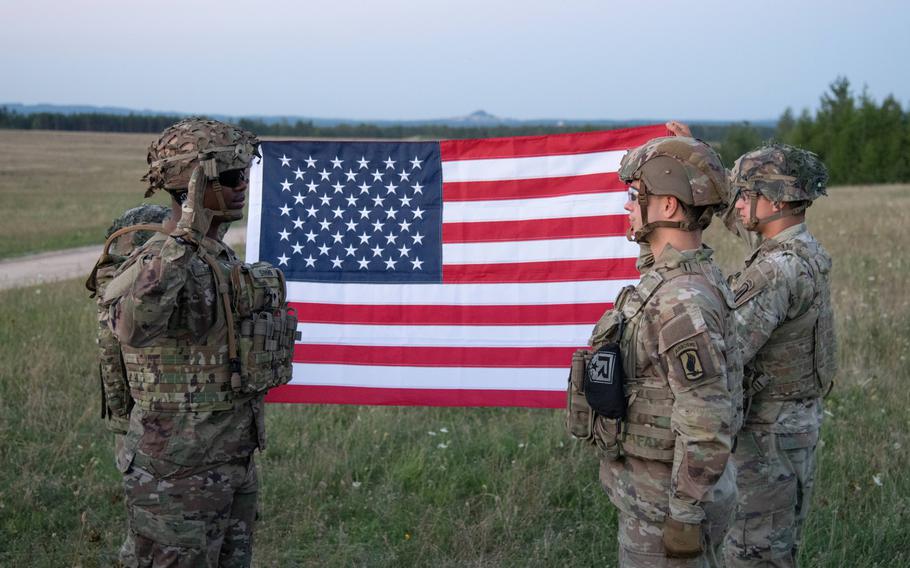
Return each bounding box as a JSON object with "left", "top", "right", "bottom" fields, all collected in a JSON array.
[
  {"left": 666, "top": 121, "right": 693, "bottom": 137},
  {"left": 662, "top": 517, "right": 703, "bottom": 559}
]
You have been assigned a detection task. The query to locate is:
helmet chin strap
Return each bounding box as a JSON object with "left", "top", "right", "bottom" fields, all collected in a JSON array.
[
  {"left": 626, "top": 184, "right": 698, "bottom": 242},
  {"left": 744, "top": 195, "right": 809, "bottom": 230}
]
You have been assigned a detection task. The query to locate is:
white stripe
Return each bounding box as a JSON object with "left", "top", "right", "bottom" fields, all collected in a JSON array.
[
  {"left": 298, "top": 323, "right": 589, "bottom": 348},
  {"left": 246, "top": 158, "right": 264, "bottom": 262},
  {"left": 286, "top": 278, "right": 638, "bottom": 305},
  {"left": 441, "top": 150, "right": 626, "bottom": 182},
  {"left": 442, "top": 236, "right": 638, "bottom": 264},
  {"left": 290, "top": 363, "right": 565, "bottom": 390},
  {"left": 442, "top": 192, "right": 627, "bottom": 223}
]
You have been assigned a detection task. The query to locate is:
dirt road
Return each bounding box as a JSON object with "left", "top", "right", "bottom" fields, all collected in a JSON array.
[{"left": 0, "top": 226, "right": 246, "bottom": 291}]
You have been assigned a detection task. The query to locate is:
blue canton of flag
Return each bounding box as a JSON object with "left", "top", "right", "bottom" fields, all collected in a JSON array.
[{"left": 259, "top": 141, "right": 442, "bottom": 282}]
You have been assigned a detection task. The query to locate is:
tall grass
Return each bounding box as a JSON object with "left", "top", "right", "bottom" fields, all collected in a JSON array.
[{"left": 1, "top": 185, "right": 908, "bottom": 566}]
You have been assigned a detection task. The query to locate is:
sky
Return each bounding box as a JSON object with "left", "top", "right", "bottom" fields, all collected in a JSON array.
[{"left": 1, "top": 0, "right": 908, "bottom": 122}]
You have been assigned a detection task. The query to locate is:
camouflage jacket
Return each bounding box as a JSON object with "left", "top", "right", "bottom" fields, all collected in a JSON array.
[
  {"left": 102, "top": 233, "right": 264, "bottom": 476},
  {"left": 592, "top": 245, "right": 742, "bottom": 524},
  {"left": 730, "top": 223, "right": 834, "bottom": 434}
]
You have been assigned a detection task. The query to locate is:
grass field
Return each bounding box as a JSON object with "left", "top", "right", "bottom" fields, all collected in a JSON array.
[
  {"left": 1, "top": 129, "right": 908, "bottom": 566},
  {"left": 0, "top": 130, "right": 171, "bottom": 258}
]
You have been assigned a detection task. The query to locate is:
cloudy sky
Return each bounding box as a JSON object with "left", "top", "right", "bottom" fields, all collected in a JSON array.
[{"left": 2, "top": 0, "right": 907, "bottom": 121}]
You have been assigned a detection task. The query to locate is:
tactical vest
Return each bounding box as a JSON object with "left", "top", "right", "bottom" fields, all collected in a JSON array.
[
  {"left": 608, "top": 259, "right": 738, "bottom": 463},
  {"left": 740, "top": 238, "right": 836, "bottom": 401},
  {"left": 87, "top": 228, "right": 163, "bottom": 433},
  {"left": 90, "top": 226, "right": 299, "bottom": 415}
]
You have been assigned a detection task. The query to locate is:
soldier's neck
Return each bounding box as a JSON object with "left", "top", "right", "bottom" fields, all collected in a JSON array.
[
  {"left": 650, "top": 229, "right": 702, "bottom": 260},
  {"left": 163, "top": 200, "right": 181, "bottom": 233},
  {"left": 758, "top": 214, "right": 803, "bottom": 239}
]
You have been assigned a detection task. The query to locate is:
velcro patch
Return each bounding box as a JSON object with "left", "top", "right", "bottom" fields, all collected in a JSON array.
[
  {"left": 733, "top": 279, "right": 754, "bottom": 303},
  {"left": 588, "top": 351, "right": 618, "bottom": 385}
]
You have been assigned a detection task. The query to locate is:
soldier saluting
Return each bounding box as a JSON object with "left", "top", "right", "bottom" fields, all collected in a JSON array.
[
  {"left": 88, "top": 119, "right": 299, "bottom": 567},
  {"left": 568, "top": 137, "right": 742, "bottom": 566}
]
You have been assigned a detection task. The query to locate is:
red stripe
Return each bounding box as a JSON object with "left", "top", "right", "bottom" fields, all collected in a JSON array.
[
  {"left": 439, "top": 124, "right": 668, "bottom": 161},
  {"left": 443, "top": 172, "right": 624, "bottom": 201},
  {"left": 442, "top": 215, "right": 629, "bottom": 243},
  {"left": 293, "top": 344, "right": 577, "bottom": 368},
  {"left": 289, "top": 301, "right": 611, "bottom": 325},
  {"left": 443, "top": 257, "right": 638, "bottom": 283},
  {"left": 266, "top": 385, "right": 564, "bottom": 408}
]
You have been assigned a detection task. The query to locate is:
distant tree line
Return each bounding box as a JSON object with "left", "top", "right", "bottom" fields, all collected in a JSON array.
[
  {"left": 0, "top": 106, "right": 634, "bottom": 140},
  {"left": 710, "top": 77, "right": 910, "bottom": 185},
  {"left": 0, "top": 108, "right": 184, "bottom": 133},
  {"left": 235, "top": 118, "right": 633, "bottom": 140},
  {"left": 2, "top": 77, "right": 908, "bottom": 184}
]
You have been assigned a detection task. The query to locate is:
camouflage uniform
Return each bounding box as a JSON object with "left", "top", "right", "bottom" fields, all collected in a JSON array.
[
  {"left": 592, "top": 246, "right": 742, "bottom": 567},
  {"left": 578, "top": 138, "right": 742, "bottom": 567},
  {"left": 722, "top": 145, "right": 836, "bottom": 568},
  {"left": 103, "top": 232, "right": 266, "bottom": 567},
  {"left": 89, "top": 119, "right": 296, "bottom": 568}
]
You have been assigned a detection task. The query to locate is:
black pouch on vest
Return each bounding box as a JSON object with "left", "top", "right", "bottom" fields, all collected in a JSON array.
[{"left": 584, "top": 320, "right": 626, "bottom": 419}]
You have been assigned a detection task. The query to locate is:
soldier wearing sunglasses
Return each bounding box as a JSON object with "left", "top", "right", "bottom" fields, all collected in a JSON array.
[{"left": 89, "top": 118, "right": 298, "bottom": 567}]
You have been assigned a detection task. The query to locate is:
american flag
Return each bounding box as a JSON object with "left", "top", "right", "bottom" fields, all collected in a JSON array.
[{"left": 246, "top": 125, "right": 667, "bottom": 408}]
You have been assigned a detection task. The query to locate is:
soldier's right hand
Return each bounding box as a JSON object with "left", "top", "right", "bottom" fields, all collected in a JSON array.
[{"left": 172, "top": 165, "right": 215, "bottom": 242}]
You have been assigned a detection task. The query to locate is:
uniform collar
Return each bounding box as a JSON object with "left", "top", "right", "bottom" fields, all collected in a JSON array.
[
  {"left": 652, "top": 243, "right": 714, "bottom": 271},
  {"left": 200, "top": 235, "right": 233, "bottom": 259},
  {"left": 769, "top": 222, "right": 807, "bottom": 243},
  {"left": 746, "top": 222, "right": 807, "bottom": 265}
]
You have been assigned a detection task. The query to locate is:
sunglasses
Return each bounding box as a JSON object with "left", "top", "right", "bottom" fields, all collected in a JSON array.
[{"left": 217, "top": 169, "right": 248, "bottom": 188}]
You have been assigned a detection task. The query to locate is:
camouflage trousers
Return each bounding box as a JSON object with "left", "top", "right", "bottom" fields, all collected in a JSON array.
[
  {"left": 600, "top": 455, "right": 736, "bottom": 567},
  {"left": 723, "top": 429, "right": 819, "bottom": 567},
  {"left": 119, "top": 455, "right": 259, "bottom": 568}
]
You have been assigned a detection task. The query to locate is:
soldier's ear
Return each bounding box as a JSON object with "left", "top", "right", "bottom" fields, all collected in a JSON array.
[{"left": 664, "top": 195, "right": 680, "bottom": 218}]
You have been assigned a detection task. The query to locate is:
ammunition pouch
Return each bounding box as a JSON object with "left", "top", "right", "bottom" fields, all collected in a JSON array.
[
  {"left": 236, "top": 307, "right": 300, "bottom": 394},
  {"left": 592, "top": 414, "right": 622, "bottom": 461},
  {"left": 232, "top": 262, "right": 300, "bottom": 394},
  {"left": 566, "top": 349, "right": 595, "bottom": 442},
  {"left": 566, "top": 349, "right": 622, "bottom": 461},
  {"left": 98, "top": 321, "right": 134, "bottom": 433}
]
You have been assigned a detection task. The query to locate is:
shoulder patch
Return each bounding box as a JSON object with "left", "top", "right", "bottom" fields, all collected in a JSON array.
[
  {"left": 732, "top": 261, "right": 774, "bottom": 308},
  {"left": 673, "top": 343, "right": 705, "bottom": 381}
]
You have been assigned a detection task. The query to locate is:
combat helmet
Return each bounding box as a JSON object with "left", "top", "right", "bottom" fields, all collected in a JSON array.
[
  {"left": 618, "top": 136, "right": 729, "bottom": 242},
  {"left": 144, "top": 118, "right": 260, "bottom": 221},
  {"left": 729, "top": 143, "right": 828, "bottom": 229}
]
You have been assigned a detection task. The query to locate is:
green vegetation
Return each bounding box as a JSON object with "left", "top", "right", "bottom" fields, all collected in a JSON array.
[
  {"left": 1, "top": 185, "right": 908, "bottom": 566},
  {"left": 713, "top": 78, "right": 910, "bottom": 185},
  {"left": 0, "top": 108, "right": 184, "bottom": 134},
  {"left": 0, "top": 130, "right": 169, "bottom": 258},
  {"left": 780, "top": 77, "right": 910, "bottom": 185}
]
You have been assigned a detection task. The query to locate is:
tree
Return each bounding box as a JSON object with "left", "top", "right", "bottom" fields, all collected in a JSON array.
[{"left": 719, "top": 122, "right": 762, "bottom": 167}]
